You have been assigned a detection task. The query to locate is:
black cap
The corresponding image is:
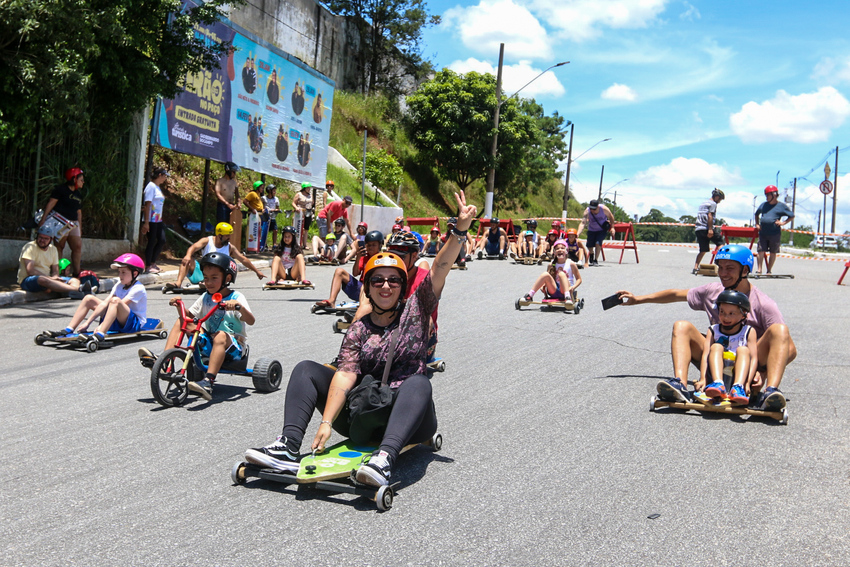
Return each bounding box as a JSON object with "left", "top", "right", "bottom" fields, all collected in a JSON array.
[
  {"left": 589, "top": 199, "right": 599, "bottom": 208},
  {"left": 343, "top": 196, "right": 353, "bottom": 203}
]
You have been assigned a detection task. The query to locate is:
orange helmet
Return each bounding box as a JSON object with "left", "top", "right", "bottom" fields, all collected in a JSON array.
[
  {"left": 566, "top": 228, "right": 577, "bottom": 237},
  {"left": 363, "top": 252, "right": 407, "bottom": 303}
]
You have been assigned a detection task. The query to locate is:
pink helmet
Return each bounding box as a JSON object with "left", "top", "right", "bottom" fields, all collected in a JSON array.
[
  {"left": 111, "top": 253, "right": 145, "bottom": 274},
  {"left": 553, "top": 239, "right": 568, "bottom": 249}
]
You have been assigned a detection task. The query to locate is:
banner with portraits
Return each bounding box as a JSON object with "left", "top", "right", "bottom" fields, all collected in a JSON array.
[{"left": 152, "top": 1, "right": 335, "bottom": 187}]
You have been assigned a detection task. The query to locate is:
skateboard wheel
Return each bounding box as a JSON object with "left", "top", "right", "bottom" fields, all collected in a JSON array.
[
  {"left": 333, "top": 321, "right": 342, "bottom": 334},
  {"left": 436, "top": 360, "right": 446, "bottom": 372},
  {"left": 231, "top": 461, "right": 247, "bottom": 485},
  {"left": 376, "top": 485, "right": 393, "bottom": 511},
  {"left": 310, "top": 304, "right": 319, "bottom": 314},
  {"left": 35, "top": 334, "right": 47, "bottom": 346},
  {"left": 573, "top": 305, "right": 581, "bottom": 315},
  {"left": 781, "top": 408, "right": 789, "bottom": 425},
  {"left": 86, "top": 340, "right": 99, "bottom": 353},
  {"left": 158, "top": 330, "right": 168, "bottom": 339},
  {"left": 649, "top": 395, "right": 657, "bottom": 412},
  {"left": 430, "top": 433, "right": 443, "bottom": 452},
  {"left": 515, "top": 298, "right": 521, "bottom": 311}
]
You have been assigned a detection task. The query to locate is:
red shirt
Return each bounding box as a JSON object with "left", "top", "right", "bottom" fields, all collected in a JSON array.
[{"left": 318, "top": 200, "right": 349, "bottom": 223}]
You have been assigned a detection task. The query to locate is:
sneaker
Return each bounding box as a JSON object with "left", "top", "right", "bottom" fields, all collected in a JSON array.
[
  {"left": 498, "top": 252, "right": 505, "bottom": 260},
  {"left": 458, "top": 259, "right": 466, "bottom": 268},
  {"left": 245, "top": 435, "right": 300, "bottom": 472},
  {"left": 692, "top": 267, "right": 699, "bottom": 275},
  {"left": 477, "top": 250, "right": 483, "bottom": 260},
  {"left": 509, "top": 252, "right": 517, "bottom": 260},
  {"left": 523, "top": 293, "right": 533, "bottom": 301},
  {"left": 79, "top": 281, "right": 93, "bottom": 295},
  {"left": 704, "top": 381, "right": 727, "bottom": 398},
  {"left": 693, "top": 391, "right": 714, "bottom": 405},
  {"left": 46, "top": 329, "right": 71, "bottom": 338},
  {"left": 355, "top": 450, "right": 392, "bottom": 487},
  {"left": 729, "top": 384, "right": 749, "bottom": 406},
  {"left": 656, "top": 378, "right": 690, "bottom": 402},
  {"left": 752, "top": 387, "right": 786, "bottom": 411},
  {"left": 188, "top": 379, "right": 213, "bottom": 400},
  {"left": 162, "top": 282, "right": 177, "bottom": 292},
  {"left": 138, "top": 347, "right": 157, "bottom": 368}
]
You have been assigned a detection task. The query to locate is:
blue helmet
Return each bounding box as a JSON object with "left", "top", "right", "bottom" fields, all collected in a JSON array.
[{"left": 714, "top": 244, "right": 754, "bottom": 273}]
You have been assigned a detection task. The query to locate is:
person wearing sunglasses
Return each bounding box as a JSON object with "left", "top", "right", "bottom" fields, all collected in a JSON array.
[{"left": 244, "top": 191, "right": 477, "bottom": 487}]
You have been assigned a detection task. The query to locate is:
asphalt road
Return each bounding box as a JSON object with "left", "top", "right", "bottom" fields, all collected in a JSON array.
[{"left": 2, "top": 246, "right": 849, "bottom": 566}]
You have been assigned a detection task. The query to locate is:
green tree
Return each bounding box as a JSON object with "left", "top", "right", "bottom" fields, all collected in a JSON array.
[
  {"left": 634, "top": 208, "right": 680, "bottom": 242},
  {"left": 0, "top": 0, "right": 239, "bottom": 145},
  {"left": 358, "top": 148, "right": 403, "bottom": 196},
  {"left": 323, "top": 0, "right": 439, "bottom": 97}
]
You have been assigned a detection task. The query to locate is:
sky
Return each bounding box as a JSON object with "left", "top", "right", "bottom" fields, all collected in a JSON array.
[{"left": 419, "top": 0, "right": 850, "bottom": 233}]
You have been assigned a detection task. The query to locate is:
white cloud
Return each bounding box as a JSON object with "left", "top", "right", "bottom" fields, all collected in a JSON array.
[
  {"left": 729, "top": 87, "right": 850, "bottom": 143},
  {"left": 448, "top": 58, "right": 566, "bottom": 98},
  {"left": 443, "top": 0, "right": 552, "bottom": 59},
  {"left": 812, "top": 56, "right": 850, "bottom": 84},
  {"left": 528, "top": 0, "right": 669, "bottom": 42},
  {"left": 632, "top": 157, "right": 745, "bottom": 190},
  {"left": 692, "top": 111, "right": 702, "bottom": 124},
  {"left": 601, "top": 83, "right": 637, "bottom": 101},
  {"left": 679, "top": 1, "right": 700, "bottom": 21}
]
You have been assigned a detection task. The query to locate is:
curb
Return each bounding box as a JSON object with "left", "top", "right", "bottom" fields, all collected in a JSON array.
[{"left": 0, "top": 260, "right": 270, "bottom": 307}]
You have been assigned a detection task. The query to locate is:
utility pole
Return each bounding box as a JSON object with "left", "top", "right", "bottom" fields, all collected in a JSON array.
[
  {"left": 484, "top": 43, "right": 504, "bottom": 219},
  {"left": 562, "top": 122, "right": 574, "bottom": 221},
  {"left": 832, "top": 146, "right": 838, "bottom": 233},
  {"left": 596, "top": 165, "right": 605, "bottom": 201},
  {"left": 789, "top": 177, "right": 796, "bottom": 246}
]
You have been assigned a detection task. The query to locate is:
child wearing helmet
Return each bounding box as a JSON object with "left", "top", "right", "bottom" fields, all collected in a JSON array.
[
  {"left": 424, "top": 226, "right": 442, "bottom": 256},
  {"left": 384, "top": 224, "right": 403, "bottom": 248},
  {"left": 564, "top": 228, "right": 589, "bottom": 268},
  {"left": 164, "top": 222, "right": 266, "bottom": 291},
  {"left": 694, "top": 290, "right": 758, "bottom": 406},
  {"left": 513, "top": 230, "right": 537, "bottom": 259},
  {"left": 537, "top": 229, "right": 560, "bottom": 260},
  {"left": 270, "top": 226, "right": 309, "bottom": 285},
  {"left": 521, "top": 240, "right": 582, "bottom": 303},
  {"left": 49, "top": 254, "right": 148, "bottom": 341},
  {"left": 440, "top": 218, "right": 473, "bottom": 266},
  {"left": 344, "top": 221, "right": 370, "bottom": 263},
  {"left": 167, "top": 253, "right": 255, "bottom": 400},
  {"left": 314, "top": 230, "right": 385, "bottom": 309},
  {"left": 331, "top": 217, "right": 353, "bottom": 263},
  {"left": 309, "top": 232, "right": 338, "bottom": 263}
]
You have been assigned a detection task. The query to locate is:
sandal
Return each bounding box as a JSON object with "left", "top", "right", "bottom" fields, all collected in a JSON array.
[
  {"left": 314, "top": 299, "right": 332, "bottom": 308},
  {"left": 301, "top": 280, "right": 312, "bottom": 286}
]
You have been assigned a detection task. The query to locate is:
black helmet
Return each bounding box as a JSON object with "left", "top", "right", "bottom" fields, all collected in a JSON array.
[
  {"left": 712, "top": 188, "right": 725, "bottom": 200},
  {"left": 224, "top": 162, "right": 240, "bottom": 173},
  {"left": 447, "top": 217, "right": 457, "bottom": 226},
  {"left": 333, "top": 217, "right": 345, "bottom": 226},
  {"left": 526, "top": 219, "right": 538, "bottom": 229},
  {"left": 200, "top": 252, "right": 237, "bottom": 284},
  {"left": 716, "top": 289, "right": 750, "bottom": 314},
  {"left": 365, "top": 230, "right": 384, "bottom": 243},
  {"left": 387, "top": 231, "right": 420, "bottom": 253},
  {"left": 282, "top": 225, "right": 296, "bottom": 235},
  {"left": 489, "top": 217, "right": 499, "bottom": 224}
]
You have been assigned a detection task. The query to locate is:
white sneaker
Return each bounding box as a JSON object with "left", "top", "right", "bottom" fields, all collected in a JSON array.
[{"left": 355, "top": 450, "right": 392, "bottom": 487}]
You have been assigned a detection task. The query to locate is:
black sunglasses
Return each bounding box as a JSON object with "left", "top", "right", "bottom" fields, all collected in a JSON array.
[{"left": 369, "top": 275, "right": 403, "bottom": 288}]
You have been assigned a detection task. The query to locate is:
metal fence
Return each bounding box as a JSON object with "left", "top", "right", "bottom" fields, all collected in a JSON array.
[{"left": 0, "top": 127, "right": 131, "bottom": 240}]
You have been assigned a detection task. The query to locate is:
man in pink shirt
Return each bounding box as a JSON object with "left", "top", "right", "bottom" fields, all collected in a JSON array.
[
  {"left": 617, "top": 244, "right": 795, "bottom": 411},
  {"left": 317, "top": 195, "right": 354, "bottom": 239}
]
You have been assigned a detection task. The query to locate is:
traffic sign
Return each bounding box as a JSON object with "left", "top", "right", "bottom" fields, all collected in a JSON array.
[
  {"left": 825, "top": 162, "right": 831, "bottom": 180},
  {"left": 820, "top": 180, "right": 833, "bottom": 195}
]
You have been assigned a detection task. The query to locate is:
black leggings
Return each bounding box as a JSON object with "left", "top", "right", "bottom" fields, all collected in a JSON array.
[
  {"left": 145, "top": 222, "right": 167, "bottom": 267},
  {"left": 281, "top": 360, "right": 438, "bottom": 461}
]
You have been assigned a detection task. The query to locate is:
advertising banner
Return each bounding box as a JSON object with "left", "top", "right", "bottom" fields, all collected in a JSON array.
[{"left": 152, "top": 1, "right": 335, "bottom": 187}]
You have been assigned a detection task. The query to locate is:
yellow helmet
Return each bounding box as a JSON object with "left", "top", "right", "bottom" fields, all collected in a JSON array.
[{"left": 215, "top": 222, "right": 234, "bottom": 236}]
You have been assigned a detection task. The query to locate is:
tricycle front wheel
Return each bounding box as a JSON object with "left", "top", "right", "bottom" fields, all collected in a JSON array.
[{"left": 150, "top": 348, "right": 190, "bottom": 407}]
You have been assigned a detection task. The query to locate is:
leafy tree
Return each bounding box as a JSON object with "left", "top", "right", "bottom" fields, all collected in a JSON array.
[
  {"left": 635, "top": 208, "right": 686, "bottom": 242},
  {"left": 0, "top": 0, "right": 239, "bottom": 145},
  {"left": 323, "top": 0, "right": 440, "bottom": 96},
  {"left": 358, "top": 148, "right": 403, "bottom": 196}
]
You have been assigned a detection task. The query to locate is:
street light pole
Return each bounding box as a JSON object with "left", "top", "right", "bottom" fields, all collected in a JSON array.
[
  {"left": 484, "top": 50, "right": 569, "bottom": 218},
  {"left": 596, "top": 165, "right": 605, "bottom": 201},
  {"left": 562, "top": 122, "right": 574, "bottom": 220}
]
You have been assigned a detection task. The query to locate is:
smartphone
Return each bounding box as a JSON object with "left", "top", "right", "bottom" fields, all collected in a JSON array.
[
  {"left": 358, "top": 240, "right": 365, "bottom": 248},
  {"left": 601, "top": 293, "right": 623, "bottom": 311}
]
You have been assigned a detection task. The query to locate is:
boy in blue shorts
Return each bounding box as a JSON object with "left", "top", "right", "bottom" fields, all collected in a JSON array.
[{"left": 47, "top": 253, "right": 147, "bottom": 340}]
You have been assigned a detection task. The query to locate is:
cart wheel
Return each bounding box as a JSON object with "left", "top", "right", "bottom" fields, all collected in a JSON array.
[
  {"left": 580, "top": 298, "right": 585, "bottom": 309},
  {"left": 437, "top": 360, "right": 446, "bottom": 372},
  {"left": 376, "top": 485, "right": 394, "bottom": 511},
  {"left": 515, "top": 298, "right": 521, "bottom": 311},
  {"left": 158, "top": 330, "right": 168, "bottom": 339},
  {"left": 86, "top": 340, "right": 99, "bottom": 353},
  {"left": 252, "top": 358, "right": 283, "bottom": 392},
  {"left": 650, "top": 395, "right": 657, "bottom": 412},
  {"left": 35, "top": 334, "right": 47, "bottom": 346},
  {"left": 333, "top": 321, "right": 342, "bottom": 334},
  {"left": 150, "top": 348, "right": 190, "bottom": 407},
  {"left": 430, "top": 433, "right": 443, "bottom": 452},
  {"left": 781, "top": 408, "right": 789, "bottom": 425},
  {"left": 573, "top": 305, "right": 580, "bottom": 315},
  {"left": 310, "top": 304, "right": 319, "bottom": 314},
  {"left": 231, "top": 461, "right": 247, "bottom": 485}
]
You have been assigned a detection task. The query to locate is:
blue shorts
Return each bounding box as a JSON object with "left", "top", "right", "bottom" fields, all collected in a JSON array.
[
  {"left": 586, "top": 230, "right": 606, "bottom": 248},
  {"left": 188, "top": 261, "right": 204, "bottom": 285},
  {"left": 196, "top": 332, "right": 244, "bottom": 361},
  {"left": 20, "top": 275, "right": 71, "bottom": 292},
  {"left": 484, "top": 241, "right": 501, "bottom": 255},
  {"left": 267, "top": 218, "right": 278, "bottom": 231},
  {"left": 343, "top": 275, "right": 362, "bottom": 301},
  {"left": 107, "top": 311, "right": 143, "bottom": 334}
]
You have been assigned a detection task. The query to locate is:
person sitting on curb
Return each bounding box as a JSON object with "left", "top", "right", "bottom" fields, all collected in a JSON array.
[
  {"left": 314, "top": 230, "right": 384, "bottom": 310},
  {"left": 139, "top": 254, "right": 255, "bottom": 400},
  {"left": 163, "top": 222, "right": 266, "bottom": 291},
  {"left": 475, "top": 217, "right": 507, "bottom": 260},
  {"left": 577, "top": 199, "right": 616, "bottom": 266},
  {"left": 309, "top": 232, "right": 338, "bottom": 263},
  {"left": 616, "top": 244, "right": 795, "bottom": 411},
  {"left": 17, "top": 227, "right": 88, "bottom": 297},
  {"left": 330, "top": 217, "right": 353, "bottom": 263},
  {"left": 269, "top": 226, "right": 310, "bottom": 285},
  {"left": 47, "top": 254, "right": 147, "bottom": 342}
]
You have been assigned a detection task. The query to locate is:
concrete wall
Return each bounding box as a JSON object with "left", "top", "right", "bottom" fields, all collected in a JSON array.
[
  {"left": 227, "top": 0, "right": 361, "bottom": 90},
  {"left": 0, "top": 238, "right": 134, "bottom": 271}
]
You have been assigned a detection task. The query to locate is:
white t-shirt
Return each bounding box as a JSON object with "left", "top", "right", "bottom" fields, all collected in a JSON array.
[
  {"left": 279, "top": 246, "right": 295, "bottom": 270},
  {"left": 109, "top": 280, "right": 147, "bottom": 326},
  {"left": 262, "top": 196, "right": 280, "bottom": 213},
  {"left": 143, "top": 182, "right": 165, "bottom": 223},
  {"left": 189, "top": 290, "right": 251, "bottom": 345}
]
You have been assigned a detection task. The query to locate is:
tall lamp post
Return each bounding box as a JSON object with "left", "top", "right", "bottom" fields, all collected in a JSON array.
[
  {"left": 485, "top": 45, "right": 569, "bottom": 218},
  {"left": 562, "top": 136, "right": 611, "bottom": 218}
]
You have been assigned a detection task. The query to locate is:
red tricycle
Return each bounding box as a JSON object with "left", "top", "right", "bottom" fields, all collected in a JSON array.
[{"left": 149, "top": 292, "right": 282, "bottom": 407}]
